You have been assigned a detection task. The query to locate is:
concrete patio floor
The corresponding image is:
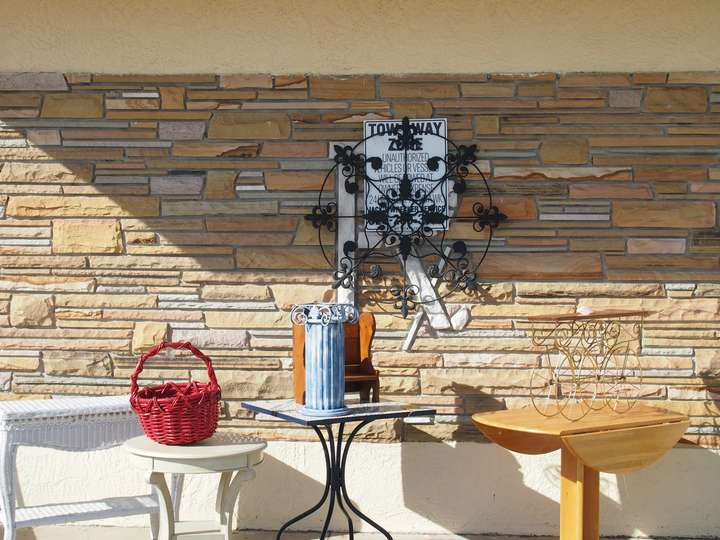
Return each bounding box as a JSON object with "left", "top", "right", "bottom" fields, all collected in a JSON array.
[{"left": 11, "top": 527, "right": 712, "bottom": 540}]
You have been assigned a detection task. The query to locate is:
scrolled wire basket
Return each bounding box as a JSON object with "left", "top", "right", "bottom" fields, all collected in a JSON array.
[{"left": 527, "top": 309, "right": 652, "bottom": 421}]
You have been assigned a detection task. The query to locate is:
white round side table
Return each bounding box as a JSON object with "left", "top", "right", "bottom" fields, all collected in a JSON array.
[{"left": 124, "top": 433, "right": 266, "bottom": 540}]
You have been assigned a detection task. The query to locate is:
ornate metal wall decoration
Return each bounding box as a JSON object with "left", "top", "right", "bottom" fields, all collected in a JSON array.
[
  {"left": 528, "top": 310, "right": 649, "bottom": 421},
  {"left": 305, "top": 116, "right": 506, "bottom": 318}
]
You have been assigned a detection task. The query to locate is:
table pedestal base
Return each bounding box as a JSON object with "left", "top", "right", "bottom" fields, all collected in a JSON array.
[
  {"left": 561, "top": 447, "right": 599, "bottom": 540},
  {"left": 148, "top": 468, "right": 255, "bottom": 540},
  {"left": 277, "top": 421, "right": 391, "bottom": 540}
]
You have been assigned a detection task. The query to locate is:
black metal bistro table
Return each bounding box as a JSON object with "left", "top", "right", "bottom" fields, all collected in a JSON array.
[{"left": 241, "top": 399, "right": 435, "bottom": 540}]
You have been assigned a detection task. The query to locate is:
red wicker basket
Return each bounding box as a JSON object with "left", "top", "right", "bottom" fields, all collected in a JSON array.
[{"left": 130, "top": 341, "right": 221, "bottom": 445}]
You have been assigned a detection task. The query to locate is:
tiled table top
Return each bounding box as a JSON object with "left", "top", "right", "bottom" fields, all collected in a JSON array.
[{"left": 241, "top": 398, "right": 436, "bottom": 426}]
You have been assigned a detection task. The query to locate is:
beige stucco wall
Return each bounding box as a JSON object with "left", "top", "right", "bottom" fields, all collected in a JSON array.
[{"left": 2, "top": 0, "right": 720, "bottom": 74}]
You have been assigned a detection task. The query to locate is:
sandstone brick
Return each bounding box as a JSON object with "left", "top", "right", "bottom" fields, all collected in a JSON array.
[
  {"left": 260, "top": 142, "right": 327, "bottom": 158},
  {"left": 26, "top": 129, "right": 61, "bottom": 146},
  {"left": 0, "top": 163, "right": 93, "bottom": 184},
  {"left": 105, "top": 98, "right": 159, "bottom": 110},
  {"left": 517, "top": 83, "right": 555, "bottom": 97},
  {"left": 310, "top": 77, "right": 375, "bottom": 99},
  {"left": 53, "top": 219, "right": 122, "bottom": 254},
  {"left": 148, "top": 157, "right": 272, "bottom": 170},
  {"left": 150, "top": 175, "right": 204, "bottom": 195},
  {"left": 559, "top": 73, "right": 631, "bottom": 87},
  {"left": 93, "top": 74, "right": 214, "bottom": 84},
  {"left": 107, "top": 111, "right": 209, "bottom": 121},
  {"left": 163, "top": 200, "right": 276, "bottom": 217},
  {"left": 173, "top": 329, "right": 250, "bottom": 349},
  {"left": 667, "top": 72, "right": 720, "bottom": 84},
  {"left": 0, "top": 94, "right": 40, "bottom": 107},
  {"left": 236, "top": 248, "right": 330, "bottom": 270},
  {"left": 627, "top": 238, "right": 686, "bottom": 254},
  {"left": 158, "top": 121, "right": 206, "bottom": 140},
  {"left": 373, "top": 314, "right": 412, "bottom": 331},
  {"left": 205, "top": 310, "right": 288, "bottom": 328},
  {"left": 172, "top": 142, "right": 258, "bottom": 158},
  {"left": 183, "top": 272, "right": 327, "bottom": 285},
  {"left": 607, "top": 257, "right": 716, "bottom": 275},
  {"left": 264, "top": 171, "right": 328, "bottom": 191},
  {"left": 0, "top": 275, "right": 93, "bottom": 294},
  {"left": 89, "top": 255, "right": 234, "bottom": 270},
  {"left": 373, "top": 352, "right": 441, "bottom": 367},
  {"left": 609, "top": 89, "right": 642, "bottom": 108},
  {"left": 0, "top": 147, "right": 122, "bottom": 161},
  {"left": 614, "top": 201, "right": 715, "bottom": 228},
  {"left": 578, "top": 298, "right": 720, "bottom": 321},
  {"left": 381, "top": 83, "right": 458, "bottom": 99},
  {"left": 470, "top": 304, "right": 576, "bottom": 318},
  {"left": 421, "top": 368, "right": 532, "bottom": 394},
  {"left": 208, "top": 112, "right": 290, "bottom": 139},
  {"left": 632, "top": 73, "right": 667, "bottom": 84},
  {"left": 494, "top": 166, "right": 630, "bottom": 181},
  {"left": 570, "top": 183, "right": 652, "bottom": 199},
  {"left": 380, "top": 376, "right": 420, "bottom": 395},
  {"left": 201, "top": 284, "right": 271, "bottom": 301},
  {"left": 0, "top": 356, "right": 40, "bottom": 371},
  {"left": 393, "top": 102, "right": 433, "bottom": 118},
  {"left": 569, "top": 238, "right": 624, "bottom": 252},
  {"left": 0, "top": 255, "right": 85, "bottom": 268},
  {"left": 203, "top": 171, "right": 237, "bottom": 199},
  {"left": 539, "top": 138, "right": 588, "bottom": 165},
  {"left": 0, "top": 73, "right": 68, "bottom": 91},
  {"left": 292, "top": 219, "right": 334, "bottom": 246},
  {"left": 515, "top": 282, "right": 664, "bottom": 298},
  {"left": 220, "top": 74, "right": 273, "bottom": 89},
  {"left": 103, "top": 309, "right": 201, "bottom": 322},
  {"left": 206, "top": 216, "right": 297, "bottom": 232},
  {"left": 187, "top": 90, "right": 257, "bottom": 100},
  {"left": 271, "top": 284, "right": 334, "bottom": 310},
  {"left": 41, "top": 94, "right": 103, "bottom": 118},
  {"left": 7, "top": 196, "right": 159, "bottom": 218},
  {"left": 43, "top": 351, "right": 112, "bottom": 376},
  {"left": 10, "top": 295, "right": 53, "bottom": 327},
  {"left": 479, "top": 253, "right": 602, "bottom": 280},
  {"left": 474, "top": 115, "right": 500, "bottom": 135},
  {"left": 644, "top": 87, "right": 707, "bottom": 113},
  {"left": 631, "top": 160, "right": 705, "bottom": 178},
  {"left": 461, "top": 83, "right": 515, "bottom": 97},
  {"left": 207, "top": 370, "right": 292, "bottom": 399},
  {"left": 457, "top": 196, "right": 536, "bottom": 221},
  {"left": 55, "top": 294, "right": 156, "bottom": 309},
  {"left": 160, "top": 87, "right": 185, "bottom": 109},
  {"left": 131, "top": 322, "right": 168, "bottom": 353}
]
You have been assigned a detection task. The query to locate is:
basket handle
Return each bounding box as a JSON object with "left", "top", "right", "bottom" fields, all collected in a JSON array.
[{"left": 130, "top": 341, "right": 219, "bottom": 399}]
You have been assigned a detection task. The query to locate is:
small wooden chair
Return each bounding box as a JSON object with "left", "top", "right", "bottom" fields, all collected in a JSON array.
[{"left": 293, "top": 312, "right": 380, "bottom": 404}]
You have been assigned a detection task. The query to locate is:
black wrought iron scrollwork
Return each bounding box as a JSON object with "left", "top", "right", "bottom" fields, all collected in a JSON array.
[
  {"left": 305, "top": 116, "right": 507, "bottom": 317},
  {"left": 306, "top": 202, "right": 337, "bottom": 231}
]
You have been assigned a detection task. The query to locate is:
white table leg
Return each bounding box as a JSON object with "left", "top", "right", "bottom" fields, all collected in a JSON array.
[
  {"left": 0, "top": 433, "right": 16, "bottom": 540},
  {"left": 149, "top": 510, "right": 159, "bottom": 540},
  {"left": 170, "top": 473, "right": 184, "bottom": 518},
  {"left": 215, "top": 471, "right": 231, "bottom": 524},
  {"left": 147, "top": 472, "right": 174, "bottom": 540},
  {"left": 217, "top": 469, "right": 255, "bottom": 540}
]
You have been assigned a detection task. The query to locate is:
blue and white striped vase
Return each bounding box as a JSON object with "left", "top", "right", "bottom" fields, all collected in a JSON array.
[{"left": 291, "top": 303, "right": 358, "bottom": 416}]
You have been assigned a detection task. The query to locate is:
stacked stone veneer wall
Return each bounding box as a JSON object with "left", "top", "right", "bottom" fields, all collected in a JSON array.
[{"left": 0, "top": 72, "right": 719, "bottom": 446}]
